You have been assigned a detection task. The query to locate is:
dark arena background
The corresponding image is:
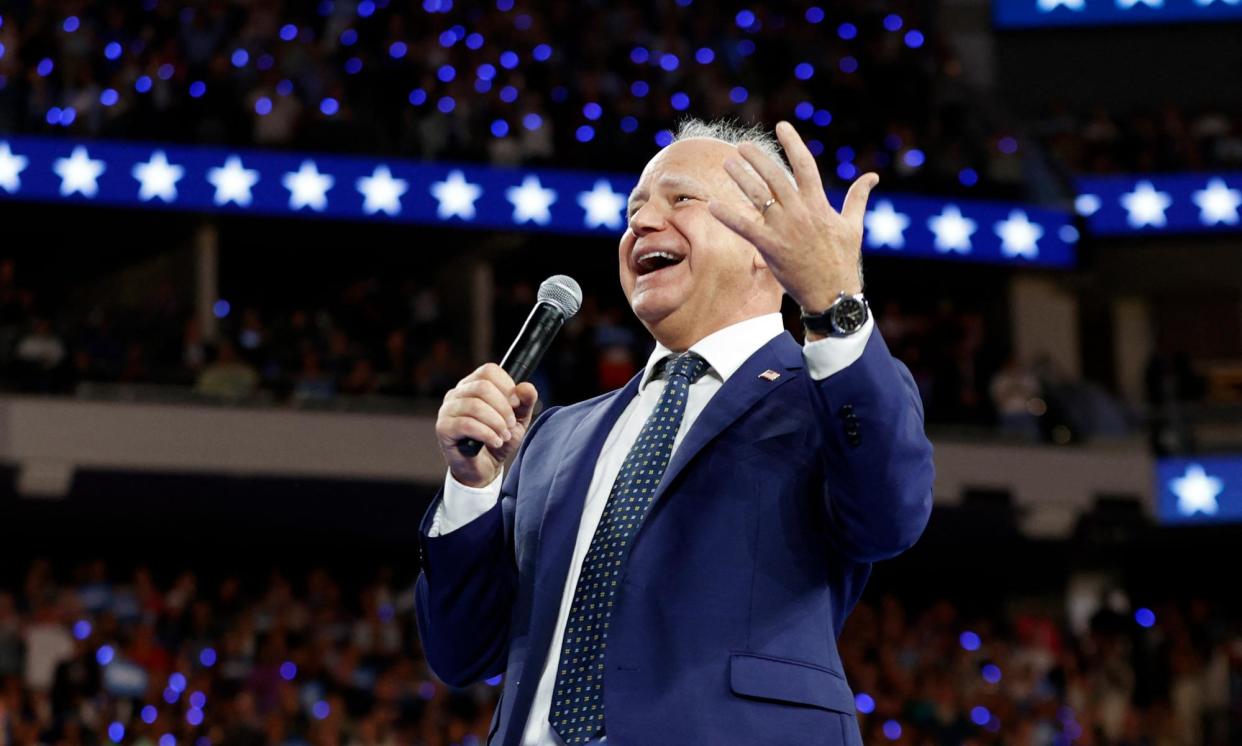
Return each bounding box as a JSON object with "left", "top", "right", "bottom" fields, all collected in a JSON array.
[{"left": 1, "top": 1, "right": 1242, "bottom": 744}]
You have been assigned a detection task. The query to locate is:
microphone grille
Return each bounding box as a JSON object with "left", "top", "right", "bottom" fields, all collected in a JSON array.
[{"left": 538, "top": 275, "right": 583, "bottom": 318}]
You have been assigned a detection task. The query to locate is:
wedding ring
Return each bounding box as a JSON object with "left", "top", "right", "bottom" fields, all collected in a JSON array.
[{"left": 761, "top": 197, "right": 777, "bottom": 214}]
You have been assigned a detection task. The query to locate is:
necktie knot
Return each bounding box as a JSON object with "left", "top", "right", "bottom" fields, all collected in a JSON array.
[{"left": 661, "top": 352, "right": 709, "bottom": 385}]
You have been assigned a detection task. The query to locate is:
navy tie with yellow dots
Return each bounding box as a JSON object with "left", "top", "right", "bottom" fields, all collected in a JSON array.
[{"left": 548, "top": 351, "right": 710, "bottom": 745}]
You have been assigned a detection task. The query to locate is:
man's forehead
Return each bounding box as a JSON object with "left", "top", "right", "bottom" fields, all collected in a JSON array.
[{"left": 630, "top": 138, "right": 736, "bottom": 199}]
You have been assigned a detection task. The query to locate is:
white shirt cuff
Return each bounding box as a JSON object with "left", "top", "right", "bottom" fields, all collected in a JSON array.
[
  {"left": 427, "top": 468, "right": 504, "bottom": 537},
  {"left": 802, "top": 312, "right": 875, "bottom": 381}
]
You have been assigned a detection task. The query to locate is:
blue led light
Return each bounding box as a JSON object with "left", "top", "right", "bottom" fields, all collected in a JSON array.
[
  {"left": 630, "top": 80, "right": 649, "bottom": 97},
  {"left": 37, "top": 58, "right": 54, "bottom": 77},
  {"left": 213, "top": 300, "right": 230, "bottom": 319},
  {"left": 670, "top": 92, "right": 690, "bottom": 111},
  {"left": 514, "top": 12, "right": 532, "bottom": 29},
  {"left": 735, "top": 9, "right": 756, "bottom": 28},
  {"left": 959, "top": 168, "right": 979, "bottom": 187},
  {"left": 655, "top": 130, "right": 674, "bottom": 147},
  {"left": 141, "top": 706, "right": 157, "bottom": 725},
  {"left": 813, "top": 109, "right": 832, "bottom": 127},
  {"left": 437, "top": 96, "right": 456, "bottom": 113},
  {"left": 1135, "top": 608, "right": 1156, "bottom": 628},
  {"left": 729, "top": 86, "right": 748, "bottom": 103},
  {"left": 476, "top": 64, "right": 496, "bottom": 81},
  {"left": 630, "top": 47, "right": 649, "bottom": 64},
  {"left": 96, "top": 645, "right": 114, "bottom": 665},
  {"left": 971, "top": 706, "right": 991, "bottom": 726},
  {"left": 59, "top": 107, "right": 76, "bottom": 126},
  {"left": 312, "top": 701, "right": 330, "bottom": 720},
  {"left": 839, "top": 56, "right": 859, "bottom": 74},
  {"left": 491, "top": 119, "right": 509, "bottom": 137},
  {"left": 408, "top": 88, "right": 427, "bottom": 106},
  {"left": 883, "top": 721, "right": 902, "bottom": 740},
  {"left": 794, "top": 102, "right": 814, "bottom": 120},
  {"left": 358, "top": 0, "right": 375, "bottom": 17},
  {"left": 960, "top": 631, "right": 982, "bottom": 651},
  {"left": 904, "top": 149, "right": 925, "bottom": 167},
  {"left": 158, "top": 734, "right": 175, "bottom": 746},
  {"left": 524, "top": 113, "right": 543, "bottom": 130},
  {"left": 496, "top": 0, "right": 514, "bottom": 9},
  {"left": 340, "top": 28, "right": 357, "bottom": 45},
  {"left": 837, "top": 146, "right": 855, "bottom": 162},
  {"left": 855, "top": 693, "right": 875, "bottom": 714},
  {"left": 533, "top": 44, "right": 552, "bottom": 61},
  {"left": 158, "top": 63, "right": 174, "bottom": 80},
  {"left": 280, "top": 23, "right": 297, "bottom": 41},
  {"left": 0, "top": 43, "right": 6, "bottom": 60},
  {"left": 795, "top": 63, "right": 814, "bottom": 80},
  {"left": 439, "top": 30, "right": 456, "bottom": 47},
  {"left": 474, "top": 79, "right": 492, "bottom": 93},
  {"left": 620, "top": 116, "right": 638, "bottom": 133},
  {"left": 437, "top": 65, "right": 456, "bottom": 82},
  {"left": 63, "top": 16, "right": 80, "bottom": 32},
  {"left": 276, "top": 79, "right": 293, "bottom": 96},
  {"left": 280, "top": 661, "right": 297, "bottom": 680},
  {"left": 884, "top": 13, "right": 904, "bottom": 31},
  {"left": 807, "top": 139, "right": 824, "bottom": 156},
  {"left": 108, "top": 723, "right": 125, "bottom": 743},
  {"left": 344, "top": 57, "right": 363, "bottom": 74},
  {"left": 695, "top": 47, "right": 715, "bottom": 64},
  {"left": 73, "top": 620, "right": 92, "bottom": 640},
  {"left": 838, "top": 22, "right": 858, "bottom": 40},
  {"left": 837, "top": 162, "right": 857, "bottom": 180},
  {"left": 135, "top": 75, "right": 152, "bottom": 93},
  {"left": 164, "top": 687, "right": 180, "bottom": 704},
  {"left": 169, "top": 673, "right": 187, "bottom": 693},
  {"left": 499, "top": 51, "right": 520, "bottom": 69},
  {"left": 982, "top": 664, "right": 1002, "bottom": 683},
  {"left": 231, "top": 49, "right": 249, "bottom": 67},
  {"left": 100, "top": 89, "right": 119, "bottom": 107},
  {"left": 905, "top": 30, "right": 925, "bottom": 48},
  {"left": 104, "top": 42, "right": 122, "bottom": 60},
  {"left": 736, "top": 39, "right": 755, "bottom": 56},
  {"left": 998, "top": 136, "right": 1019, "bottom": 154},
  {"left": 659, "top": 53, "right": 679, "bottom": 71},
  {"left": 575, "top": 125, "right": 595, "bottom": 143},
  {"left": 186, "top": 708, "right": 203, "bottom": 726},
  {"left": 188, "top": 81, "right": 206, "bottom": 98},
  {"left": 389, "top": 41, "right": 407, "bottom": 58},
  {"left": 806, "top": 7, "right": 825, "bottom": 24},
  {"left": 465, "top": 33, "right": 484, "bottom": 49},
  {"left": 189, "top": 691, "right": 207, "bottom": 709},
  {"left": 499, "top": 86, "right": 518, "bottom": 103}
]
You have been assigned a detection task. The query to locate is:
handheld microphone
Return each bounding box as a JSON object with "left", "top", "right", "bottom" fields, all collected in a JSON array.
[{"left": 456, "top": 274, "right": 582, "bottom": 457}]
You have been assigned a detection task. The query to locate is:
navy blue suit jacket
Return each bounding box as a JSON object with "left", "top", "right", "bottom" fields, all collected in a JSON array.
[{"left": 415, "top": 325, "right": 935, "bottom": 745}]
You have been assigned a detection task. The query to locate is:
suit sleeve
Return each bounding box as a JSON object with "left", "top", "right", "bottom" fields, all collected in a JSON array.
[
  {"left": 804, "top": 323, "right": 935, "bottom": 563},
  {"left": 414, "top": 406, "right": 560, "bottom": 688}
]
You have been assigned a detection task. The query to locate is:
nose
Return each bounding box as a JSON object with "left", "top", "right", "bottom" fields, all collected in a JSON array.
[{"left": 628, "top": 200, "right": 666, "bottom": 236}]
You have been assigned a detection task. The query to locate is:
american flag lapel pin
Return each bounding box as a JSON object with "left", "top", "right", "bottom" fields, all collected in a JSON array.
[{"left": 758, "top": 369, "right": 781, "bottom": 381}]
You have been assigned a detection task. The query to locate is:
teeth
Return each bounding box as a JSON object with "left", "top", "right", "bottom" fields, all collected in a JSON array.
[{"left": 637, "top": 250, "right": 681, "bottom": 268}]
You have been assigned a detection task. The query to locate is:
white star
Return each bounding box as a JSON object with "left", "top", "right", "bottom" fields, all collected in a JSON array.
[
  {"left": 927, "top": 205, "right": 977, "bottom": 253},
  {"left": 506, "top": 175, "right": 557, "bottom": 225},
  {"left": 430, "top": 169, "right": 483, "bottom": 220},
  {"left": 207, "top": 155, "right": 259, "bottom": 207},
  {"left": 1074, "top": 194, "right": 1101, "bottom": 217},
  {"left": 1191, "top": 178, "right": 1241, "bottom": 226},
  {"left": 1117, "top": 0, "right": 1163, "bottom": 7},
  {"left": 53, "top": 146, "right": 106, "bottom": 198},
  {"left": 864, "top": 200, "right": 910, "bottom": 249},
  {"left": 1038, "top": 0, "right": 1085, "bottom": 10},
  {"left": 1120, "top": 180, "right": 1172, "bottom": 228},
  {"left": 283, "top": 160, "right": 335, "bottom": 212},
  {"left": 356, "top": 165, "right": 408, "bottom": 216},
  {"left": 578, "top": 179, "right": 626, "bottom": 229},
  {"left": 1170, "top": 464, "right": 1223, "bottom": 517},
  {"left": 0, "top": 142, "right": 29, "bottom": 193},
  {"left": 995, "top": 210, "right": 1044, "bottom": 259},
  {"left": 131, "top": 151, "right": 184, "bottom": 203}
]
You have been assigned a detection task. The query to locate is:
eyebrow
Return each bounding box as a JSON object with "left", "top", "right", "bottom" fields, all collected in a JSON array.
[{"left": 627, "top": 175, "right": 707, "bottom": 212}]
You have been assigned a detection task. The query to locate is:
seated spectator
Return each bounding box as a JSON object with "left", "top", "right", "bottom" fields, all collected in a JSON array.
[{"left": 194, "top": 339, "right": 259, "bottom": 401}]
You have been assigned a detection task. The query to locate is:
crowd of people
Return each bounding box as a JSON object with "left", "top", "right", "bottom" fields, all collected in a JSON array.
[
  {"left": 2, "top": 559, "right": 1237, "bottom": 745},
  {"left": 0, "top": 0, "right": 1017, "bottom": 196}
]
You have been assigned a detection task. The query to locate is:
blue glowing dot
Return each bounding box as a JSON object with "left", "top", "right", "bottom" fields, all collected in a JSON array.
[
  {"left": 837, "top": 146, "right": 856, "bottom": 162},
  {"left": 98, "top": 90, "right": 119, "bottom": 108},
  {"left": 254, "top": 96, "right": 272, "bottom": 115},
  {"left": 277, "top": 661, "right": 297, "bottom": 681},
  {"left": 74, "top": 620, "right": 92, "bottom": 640},
  {"left": 465, "top": 33, "right": 484, "bottom": 49},
  {"left": 280, "top": 23, "right": 298, "bottom": 41},
  {"left": 855, "top": 693, "right": 875, "bottom": 714},
  {"left": 1135, "top": 608, "right": 1156, "bottom": 628},
  {"left": 736, "top": 39, "right": 755, "bottom": 56},
  {"left": 275, "top": 79, "right": 293, "bottom": 96},
  {"left": 884, "top": 14, "right": 904, "bottom": 31},
  {"left": 37, "top": 58, "right": 54, "bottom": 77},
  {"left": 473, "top": 78, "right": 491, "bottom": 93},
  {"left": 1061, "top": 225, "right": 1080, "bottom": 243},
  {"left": 437, "top": 96, "right": 455, "bottom": 113},
  {"left": 729, "top": 86, "right": 748, "bottom": 104},
  {"left": 0, "top": 43, "right": 6, "bottom": 60},
  {"left": 659, "top": 53, "right": 679, "bottom": 71},
  {"left": 497, "top": 0, "right": 514, "bottom": 9},
  {"left": 959, "top": 168, "right": 979, "bottom": 187},
  {"left": 971, "top": 706, "right": 991, "bottom": 726},
  {"left": 108, "top": 723, "right": 125, "bottom": 743},
  {"left": 630, "top": 80, "right": 649, "bottom": 97},
  {"left": 186, "top": 708, "right": 203, "bottom": 726},
  {"left": 837, "top": 162, "right": 857, "bottom": 180},
  {"left": 960, "top": 631, "right": 982, "bottom": 651},
  {"left": 63, "top": 16, "right": 80, "bottom": 32},
  {"left": 533, "top": 44, "right": 552, "bottom": 61},
  {"left": 523, "top": 113, "right": 543, "bottom": 130},
  {"left": 408, "top": 88, "right": 426, "bottom": 105},
  {"left": 158, "top": 63, "right": 174, "bottom": 80},
  {"left": 808, "top": 139, "right": 824, "bottom": 156},
  {"left": 159, "top": 735, "right": 175, "bottom": 746},
  {"left": 357, "top": 0, "right": 375, "bottom": 17},
  {"left": 882, "top": 721, "right": 902, "bottom": 740},
  {"left": 311, "top": 701, "right": 330, "bottom": 720},
  {"left": 839, "top": 56, "right": 859, "bottom": 74},
  {"left": 104, "top": 42, "right": 122, "bottom": 60},
  {"left": 135, "top": 75, "right": 152, "bottom": 93},
  {"left": 231, "top": 49, "right": 249, "bottom": 67},
  {"left": 476, "top": 64, "right": 496, "bottom": 81},
  {"left": 499, "top": 51, "right": 519, "bottom": 69},
  {"left": 670, "top": 92, "right": 690, "bottom": 111},
  {"left": 389, "top": 41, "right": 407, "bottom": 58},
  {"left": 96, "top": 645, "right": 114, "bottom": 665},
  {"left": 514, "top": 12, "right": 532, "bottom": 29},
  {"left": 575, "top": 125, "right": 595, "bottom": 143},
  {"left": 630, "top": 47, "right": 649, "bottom": 64},
  {"left": 695, "top": 47, "right": 715, "bottom": 64},
  {"left": 583, "top": 102, "right": 602, "bottom": 120},
  {"left": 837, "top": 22, "right": 858, "bottom": 41},
  {"left": 340, "top": 29, "right": 357, "bottom": 46},
  {"left": 45, "top": 107, "right": 61, "bottom": 126},
  {"left": 904, "top": 149, "right": 925, "bottom": 167},
  {"left": 677, "top": 0, "right": 692, "bottom": 5},
  {"left": 319, "top": 97, "right": 340, "bottom": 115},
  {"left": 982, "top": 664, "right": 1002, "bottom": 683},
  {"left": 213, "top": 300, "right": 230, "bottom": 319},
  {"left": 169, "top": 673, "right": 187, "bottom": 693},
  {"left": 164, "top": 688, "right": 180, "bottom": 704},
  {"left": 794, "top": 63, "right": 814, "bottom": 80},
  {"left": 499, "top": 86, "right": 518, "bottom": 103},
  {"left": 491, "top": 119, "right": 509, "bottom": 137},
  {"left": 998, "top": 136, "right": 1019, "bottom": 154},
  {"left": 735, "top": 9, "right": 756, "bottom": 28},
  {"left": 806, "top": 7, "right": 825, "bottom": 23},
  {"left": 438, "top": 30, "right": 456, "bottom": 47},
  {"left": 257, "top": 54, "right": 274, "bottom": 70},
  {"left": 344, "top": 57, "right": 363, "bottom": 74},
  {"left": 141, "top": 706, "right": 157, "bottom": 725},
  {"left": 199, "top": 647, "right": 217, "bottom": 667},
  {"left": 813, "top": 109, "right": 832, "bottom": 127},
  {"left": 437, "top": 64, "right": 456, "bottom": 82},
  {"left": 794, "top": 101, "right": 814, "bottom": 120},
  {"left": 620, "top": 116, "right": 638, "bottom": 133},
  {"left": 905, "top": 30, "right": 925, "bottom": 49},
  {"left": 60, "top": 107, "right": 76, "bottom": 126},
  {"left": 655, "top": 130, "right": 674, "bottom": 147},
  {"left": 189, "top": 691, "right": 207, "bottom": 709},
  {"left": 485, "top": 675, "right": 503, "bottom": 686}
]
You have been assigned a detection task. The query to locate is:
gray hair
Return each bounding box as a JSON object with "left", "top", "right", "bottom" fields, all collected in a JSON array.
[{"left": 671, "top": 118, "right": 796, "bottom": 186}]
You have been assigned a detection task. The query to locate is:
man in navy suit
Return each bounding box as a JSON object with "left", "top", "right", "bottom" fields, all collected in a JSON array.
[{"left": 417, "top": 119, "right": 935, "bottom": 745}]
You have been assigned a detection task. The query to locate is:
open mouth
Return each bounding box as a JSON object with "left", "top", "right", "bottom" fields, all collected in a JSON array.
[{"left": 634, "top": 249, "right": 686, "bottom": 276}]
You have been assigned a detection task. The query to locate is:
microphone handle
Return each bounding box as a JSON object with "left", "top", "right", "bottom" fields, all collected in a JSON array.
[{"left": 456, "top": 303, "right": 566, "bottom": 457}]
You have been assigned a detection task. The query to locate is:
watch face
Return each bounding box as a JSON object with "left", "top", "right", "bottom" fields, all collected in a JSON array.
[{"left": 831, "top": 298, "right": 867, "bottom": 333}]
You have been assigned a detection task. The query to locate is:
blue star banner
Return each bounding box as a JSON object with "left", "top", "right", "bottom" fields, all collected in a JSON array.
[
  {"left": 0, "top": 135, "right": 1077, "bottom": 267},
  {"left": 994, "top": 0, "right": 1242, "bottom": 29},
  {"left": 1156, "top": 456, "right": 1242, "bottom": 525},
  {"left": 1074, "top": 172, "right": 1242, "bottom": 237}
]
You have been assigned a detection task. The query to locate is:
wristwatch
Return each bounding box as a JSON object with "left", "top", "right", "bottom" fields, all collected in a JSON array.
[{"left": 801, "top": 292, "right": 869, "bottom": 337}]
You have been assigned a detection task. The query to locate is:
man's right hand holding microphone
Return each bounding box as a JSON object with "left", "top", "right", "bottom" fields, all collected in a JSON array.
[{"left": 435, "top": 363, "right": 540, "bottom": 488}]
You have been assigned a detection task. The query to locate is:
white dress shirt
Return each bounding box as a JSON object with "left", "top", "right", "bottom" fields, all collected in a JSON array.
[{"left": 427, "top": 310, "right": 874, "bottom": 746}]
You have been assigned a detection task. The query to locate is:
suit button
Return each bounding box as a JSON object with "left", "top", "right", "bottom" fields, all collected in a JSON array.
[
  {"left": 845, "top": 423, "right": 859, "bottom": 437},
  {"left": 839, "top": 404, "right": 854, "bottom": 418}
]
